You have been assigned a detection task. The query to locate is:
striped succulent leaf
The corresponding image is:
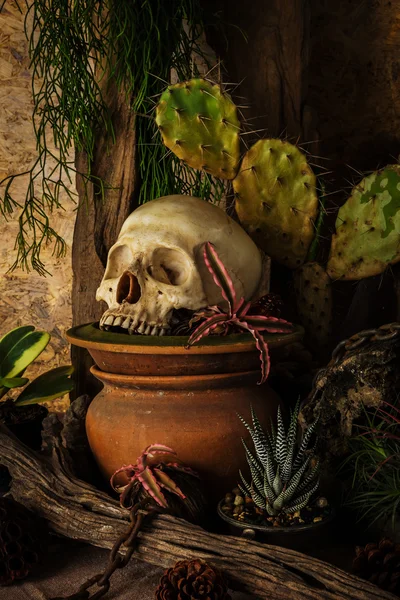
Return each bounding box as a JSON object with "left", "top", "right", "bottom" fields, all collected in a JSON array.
[
  {"left": 238, "top": 406, "right": 320, "bottom": 517},
  {"left": 203, "top": 241, "right": 237, "bottom": 312},
  {"left": 283, "top": 481, "right": 320, "bottom": 514},
  {"left": 186, "top": 242, "right": 293, "bottom": 385},
  {"left": 293, "top": 419, "right": 318, "bottom": 471}
]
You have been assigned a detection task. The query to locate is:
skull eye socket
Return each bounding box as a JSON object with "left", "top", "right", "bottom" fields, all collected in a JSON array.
[
  {"left": 104, "top": 244, "right": 133, "bottom": 280},
  {"left": 148, "top": 248, "right": 191, "bottom": 286}
]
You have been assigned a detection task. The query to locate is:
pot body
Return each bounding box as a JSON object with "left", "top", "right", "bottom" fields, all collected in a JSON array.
[
  {"left": 67, "top": 323, "right": 304, "bottom": 503},
  {"left": 86, "top": 367, "right": 280, "bottom": 502}
]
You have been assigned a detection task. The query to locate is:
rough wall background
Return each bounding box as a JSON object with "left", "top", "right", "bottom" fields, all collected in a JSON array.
[{"left": 0, "top": 2, "right": 76, "bottom": 403}]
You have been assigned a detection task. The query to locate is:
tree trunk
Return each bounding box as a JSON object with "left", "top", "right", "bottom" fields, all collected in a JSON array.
[
  {"left": 72, "top": 81, "right": 139, "bottom": 398},
  {"left": 203, "top": 0, "right": 311, "bottom": 140}
]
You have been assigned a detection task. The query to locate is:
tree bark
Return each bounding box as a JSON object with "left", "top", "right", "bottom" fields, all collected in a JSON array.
[
  {"left": 203, "top": 0, "right": 310, "bottom": 140},
  {"left": 72, "top": 81, "right": 139, "bottom": 398}
]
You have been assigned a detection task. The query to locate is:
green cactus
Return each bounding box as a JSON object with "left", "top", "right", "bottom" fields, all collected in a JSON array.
[
  {"left": 327, "top": 165, "right": 400, "bottom": 280},
  {"left": 155, "top": 78, "right": 240, "bottom": 180},
  {"left": 233, "top": 139, "right": 319, "bottom": 269},
  {"left": 238, "top": 404, "right": 320, "bottom": 517},
  {"left": 293, "top": 263, "right": 332, "bottom": 346}
]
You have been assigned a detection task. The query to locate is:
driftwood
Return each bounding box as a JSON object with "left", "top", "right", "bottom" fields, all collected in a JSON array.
[{"left": 0, "top": 400, "right": 393, "bottom": 599}]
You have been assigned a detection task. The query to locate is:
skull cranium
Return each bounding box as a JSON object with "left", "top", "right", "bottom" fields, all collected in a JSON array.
[{"left": 96, "top": 195, "right": 263, "bottom": 335}]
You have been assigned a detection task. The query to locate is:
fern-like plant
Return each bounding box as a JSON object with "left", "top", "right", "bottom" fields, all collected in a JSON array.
[{"left": 238, "top": 403, "right": 320, "bottom": 516}]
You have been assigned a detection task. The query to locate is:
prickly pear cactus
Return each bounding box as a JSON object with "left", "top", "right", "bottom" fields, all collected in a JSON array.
[
  {"left": 155, "top": 79, "right": 240, "bottom": 180},
  {"left": 293, "top": 263, "right": 332, "bottom": 346},
  {"left": 233, "top": 139, "right": 318, "bottom": 269},
  {"left": 327, "top": 165, "right": 400, "bottom": 280}
]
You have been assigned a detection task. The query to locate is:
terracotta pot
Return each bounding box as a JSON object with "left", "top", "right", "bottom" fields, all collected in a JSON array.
[{"left": 66, "top": 323, "right": 303, "bottom": 502}]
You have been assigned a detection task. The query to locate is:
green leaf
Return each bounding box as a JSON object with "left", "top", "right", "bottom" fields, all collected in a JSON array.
[
  {"left": 15, "top": 366, "right": 74, "bottom": 406},
  {"left": 0, "top": 331, "right": 50, "bottom": 379},
  {"left": 0, "top": 377, "right": 29, "bottom": 389},
  {"left": 0, "top": 326, "right": 35, "bottom": 361}
]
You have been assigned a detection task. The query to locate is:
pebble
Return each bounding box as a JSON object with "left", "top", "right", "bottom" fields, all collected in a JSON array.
[
  {"left": 221, "top": 504, "right": 233, "bottom": 513},
  {"left": 232, "top": 487, "right": 241, "bottom": 496},
  {"left": 313, "top": 516, "right": 323, "bottom": 523},
  {"left": 234, "top": 496, "right": 244, "bottom": 506},
  {"left": 225, "top": 493, "right": 234, "bottom": 503},
  {"left": 316, "top": 497, "right": 328, "bottom": 508},
  {"left": 233, "top": 505, "right": 241, "bottom": 516},
  {"left": 245, "top": 496, "right": 253, "bottom": 505}
]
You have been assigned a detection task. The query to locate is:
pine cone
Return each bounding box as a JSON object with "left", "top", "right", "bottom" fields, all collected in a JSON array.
[
  {"left": 0, "top": 497, "right": 46, "bottom": 585},
  {"left": 155, "top": 558, "right": 232, "bottom": 600},
  {"left": 353, "top": 538, "right": 400, "bottom": 595}
]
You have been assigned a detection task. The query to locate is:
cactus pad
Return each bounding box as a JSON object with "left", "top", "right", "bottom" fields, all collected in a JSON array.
[
  {"left": 155, "top": 79, "right": 240, "bottom": 180},
  {"left": 293, "top": 262, "right": 332, "bottom": 346},
  {"left": 327, "top": 165, "right": 400, "bottom": 280},
  {"left": 234, "top": 139, "right": 318, "bottom": 269}
]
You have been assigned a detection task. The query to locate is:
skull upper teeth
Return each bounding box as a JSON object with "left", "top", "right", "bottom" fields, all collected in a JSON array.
[{"left": 100, "top": 312, "right": 170, "bottom": 336}]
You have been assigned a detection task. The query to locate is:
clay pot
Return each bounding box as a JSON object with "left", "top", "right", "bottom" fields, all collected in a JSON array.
[{"left": 66, "top": 323, "right": 302, "bottom": 502}]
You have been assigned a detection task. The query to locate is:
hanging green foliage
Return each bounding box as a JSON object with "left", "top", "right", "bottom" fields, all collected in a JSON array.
[{"left": 0, "top": 0, "right": 224, "bottom": 274}]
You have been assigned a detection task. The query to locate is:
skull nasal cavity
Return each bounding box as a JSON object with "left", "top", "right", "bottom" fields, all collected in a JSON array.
[{"left": 116, "top": 271, "right": 141, "bottom": 304}]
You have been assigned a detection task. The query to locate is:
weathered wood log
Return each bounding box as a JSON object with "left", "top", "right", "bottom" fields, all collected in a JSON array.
[{"left": 0, "top": 417, "right": 393, "bottom": 599}]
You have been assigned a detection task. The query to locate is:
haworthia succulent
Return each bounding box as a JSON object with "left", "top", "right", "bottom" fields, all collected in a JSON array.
[
  {"left": 327, "top": 165, "right": 400, "bottom": 280},
  {"left": 238, "top": 404, "right": 320, "bottom": 517},
  {"left": 156, "top": 78, "right": 240, "bottom": 180},
  {"left": 234, "top": 139, "right": 319, "bottom": 269}
]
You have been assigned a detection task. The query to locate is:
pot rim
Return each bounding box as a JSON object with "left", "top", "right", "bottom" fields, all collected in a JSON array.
[
  {"left": 217, "top": 499, "right": 335, "bottom": 535},
  {"left": 66, "top": 322, "right": 303, "bottom": 355}
]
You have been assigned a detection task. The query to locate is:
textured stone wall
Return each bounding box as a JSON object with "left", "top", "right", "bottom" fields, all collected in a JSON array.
[{"left": 0, "top": 3, "right": 76, "bottom": 406}]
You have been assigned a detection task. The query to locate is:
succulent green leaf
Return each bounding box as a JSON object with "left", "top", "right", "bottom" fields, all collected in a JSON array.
[
  {"left": 272, "top": 466, "right": 283, "bottom": 496},
  {"left": 276, "top": 406, "right": 287, "bottom": 472},
  {"left": 328, "top": 165, "right": 400, "bottom": 280},
  {"left": 281, "top": 401, "right": 300, "bottom": 483},
  {"left": 0, "top": 377, "right": 29, "bottom": 389},
  {"left": 0, "top": 326, "right": 35, "bottom": 359},
  {"left": 293, "top": 419, "right": 317, "bottom": 471},
  {"left": 156, "top": 78, "right": 240, "bottom": 180},
  {"left": 250, "top": 406, "right": 273, "bottom": 458},
  {"left": 234, "top": 139, "right": 318, "bottom": 268},
  {"left": 0, "top": 330, "right": 50, "bottom": 379},
  {"left": 296, "top": 461, "right": 320, "bottom": 497},
  {"left": 263, "top": 468, "right": 276, "bottom": 506},
  {"left": 281, "top": 457, "right": 310, "bottom": 504},
  {"left": 15, "top": 366, "right": 74, "bottom": 406},
  {"left": 283, "top": 480, "right": 319, "bottom": 514},
  {"left": 250, "top": 483, "right": 266, "bottom": 510},
  {"left": 239, "top": 470, "right": 252, "bottom": 497}
]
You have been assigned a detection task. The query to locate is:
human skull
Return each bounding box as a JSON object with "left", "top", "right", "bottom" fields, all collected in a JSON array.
[{"left": 96, "top": 195, "right": 263, "bottom": 335}]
